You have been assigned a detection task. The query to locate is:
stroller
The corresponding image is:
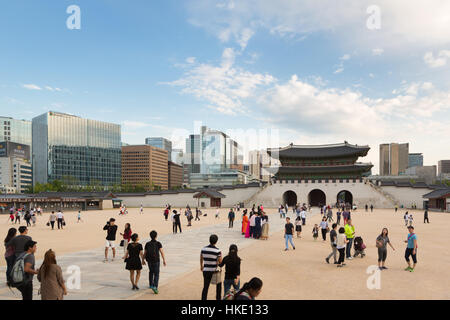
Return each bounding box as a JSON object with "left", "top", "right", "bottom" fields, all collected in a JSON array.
[{"left": 353, "top": 236, "right": 366, "bottom": 258}]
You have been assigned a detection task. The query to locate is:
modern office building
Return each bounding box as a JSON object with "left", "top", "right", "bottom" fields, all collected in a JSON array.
[
  {"left": 379, "top": 143, "right": 409, "bottom": 175},
  {"left": 408, "top": 153, "right": 423, "bottom": 168},
  {"left": 171, "top": 148, "right": 184, "bottom": 166},
  {"left": 121, "top": 145, "right": 168, "bottom": 190},
  {"left": 0, "top": 117, "right": 32, "bottom": 146},
  {"left": 0, "top": 157, "right": 32, "bottom": 193},
  {"left": 438, "top": 160, "right": 450, "bottom": 176},
  {"left": 145, "top": 137, "right": 172, "bottom": 161},
  {"left": 189, "top": 171, "right": 253, "bottom": 189},
  {"left": 32, "top": 112, "right": 121, "bottom": 188},
  {"left": 249, "top": 150, "right": 272, "bottom": 181},
  {"left": 185, "top": 134, "right": 201, "bottom": 183},
  {"left": 404, "top": 165, "right": 437, "bottom": 184},
  {"left": 168, "top": 161, "right": 183, "bottom": 189}
]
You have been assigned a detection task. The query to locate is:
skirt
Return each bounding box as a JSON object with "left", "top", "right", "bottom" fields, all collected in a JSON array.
[
  {"left": 261, "top": 223, "right": 269, "bottom": 238},
  {"left": 295, "top": 225, "right": 302, "bottom": 232},
  {"left": 126, "top": 257, "right": 142, "bottom": 271}
]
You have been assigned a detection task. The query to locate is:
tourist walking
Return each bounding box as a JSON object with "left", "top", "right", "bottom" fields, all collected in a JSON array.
[
  {"left": 403, "top": 212, "right": 409, "bottom": 226},
  {"left": 14, "top": 210, "right": 20, "bottom": 224},
  {"left": 249, "top": 213, "right": 257, "bottom": 238},
  {"left": 143, "top": 230, "right": 166, "bottom": 294},
  {"left": 215, "top": 208, "right": 220, "bottom": 219},
  {"left": 424, "top": 210, "right": 429, "bottom": 223},
  {"left": 195, "top": 207, "right": 201, "bottom": 221},
  {"left": 241, "top": 211, "right": 249, "bottom": 235},
  {"left": 124, "top": 234, "right": 144, "bottom": 290},
  {"left": 320, "top": 217, "right": 329, "bottom": 241},
  {"left": 103, "top": 218, "right": 117, "bottom": 262},
  {"left": 404, "top": 226, "right": 418, "bottom": 272},
  {"left": 24, "top": 211, "right": 31, "bottom": 227},
  {"left": 56, "top": 210, "right": 64, "bottom": 229},
  {"left": 336, "top": 228, "right": 348, "bottom": 267},
  {"left": 344, "top": 219, "right": 355, "bottom": 259},
  {"left": 312, "top": 224, "right": 319, "bottom": 240},
  {"left": 408, "top": 213, "right": 414, "bottom": 226},
  {"left": 232, "top": 277, "right": 263, "bottom": 300},
  {"left": 342, "top": 210, "right": 350, "bottom": 225},
  {"left": 365, "top": 204, "right": 368, "bottom": 212},
  {"left": 295, "top": 216, "right": 302, "bottom": 238},
  {"left": 120, "top": 223, "right": 132, "bottom": 259},
  {"left": 219, "top": 244, "right": 241, "bottom": 297},
  {"left": 253, "top": 213, "right": 262, "bottom": 239},
  {"left": 325, "top": 223, "right": 338, "bottom": 264},
  {"left": 370, "top": 204, "right": 374, "bottom": 212},
  {"left": 376, "top": 228, "right": 395, "bottom": 270},
  {"left": 172, "top": 210, "right": 182, "bottom": 234},
  {"left": 77, "top": 211, "right": 83, "bottom": 223},
  {"left": 4, "top": 228, "right": 17, "bottom": 285},
  {"left": 284, "top": 217, "right": 295, "bottom": 251},
  {"left": 15, "top": 240, "right": 38, "bottom": 300},
  {"left": 140, "top": 205, "right": 144, "bottom": 214},
  {"left": 31, "top": 211, "right": 37, "bottom": 226},
  {"left": 336, "top": 210, "right": 341, "bottom": 225},
  {"left": 200, "top": 234, "right": 222, "bottom": 300},
  {"left": 48, "top": 211, "right": 57, "bottom": 230},
  {"left": 37, "top": 249, "right": 67, "bottom": 300},
  {"left": 300, "top": 208, "right": 307, "bottom": 225},
  {"left": 327, "top": 208, "right": 333, "bottom": 222},
  {"left": 261, "top": 213, "right": 269, "bottom": 240},
  {"left": 164, "top": 207, "right": 169, "bottom": 221},
  {"left": 228, "top": 208, "right": 235, "bottom": 228}
]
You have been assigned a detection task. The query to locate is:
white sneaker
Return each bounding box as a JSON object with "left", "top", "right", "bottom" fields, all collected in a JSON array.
[
  {"left": 347, "top": 257, "right": 353, "bottom": 260},
  {"left": 103, "top": 258, "right": 108, "bottom": 263}
]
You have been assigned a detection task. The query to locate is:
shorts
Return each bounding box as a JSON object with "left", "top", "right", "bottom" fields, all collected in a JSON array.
[
  {"left": 405, "top": 248, "right": 417, "bottom": 264},
  {"left": 105, "top": 240, "right": 115, "bottom": 248},
  {"left": 295, "top": 225, "right": 302, "bottom": 232}
]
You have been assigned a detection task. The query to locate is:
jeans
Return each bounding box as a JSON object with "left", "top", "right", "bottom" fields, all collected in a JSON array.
[
  {"left": 321, "top": 229, "right": 327, "bottom": 241},
  {"left": 229, "top": 219, "right": 234, "bottom": 228},
  {"left": 202, "top": 271, "right": 222, "bottom": 300},
  {"left": 302, "top": 218, "right": 306, "bottom": 225},
  {"left": 148, "top": 261, "right": 160, "bottom": 288},
  {"left": 18, "top": 281, "right": 33, "bottom": 300},
  {"left": 346, "top": 238, "right": 353, "bottom": 258},
  {"left": 173, "top": 222, "right": 181, "bottom": 233},
  {"left": 338, "top": 248, "right": 345, "bottom": 264},
  {"left": 50, "top": 221, "right": 55, "bottom": 229},
  {"left": 327, "top": 244, "right": 337, "bottom": 262},
  {"left": 285, "top": 234, "right": 295, "bottom": 249},
  {"left": 223, "top": 278, "right": 240, "bottom": 296},
  {"left": 5, "top": 255, "right": 15, "bottom": 283},
  {"left": 57, "top": 218, "right": 63, "bottom": 229}
]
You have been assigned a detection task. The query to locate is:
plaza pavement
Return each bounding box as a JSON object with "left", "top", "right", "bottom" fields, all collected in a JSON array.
[{"left": 0, "top": 209, "right": 315, "bottom": 300}]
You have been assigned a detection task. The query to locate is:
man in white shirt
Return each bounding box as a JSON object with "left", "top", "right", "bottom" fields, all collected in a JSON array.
[
  {"left": 300, "top": 209, "right": 307, "bottom": 225},
  {"left": 56, "top": 210, "right": 64, "bottom": 229}
]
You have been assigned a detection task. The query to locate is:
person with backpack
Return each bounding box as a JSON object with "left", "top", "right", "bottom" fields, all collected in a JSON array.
[
  {"left": 7, "top": 226, "right": 32, "bottom": 258},
  {"left": 37, "top": 249, "right": 67, "bottom": 300},
  {"left": 143, "top": 230, "right": 166, "bottom": 294},
  {"left": 219, "top": 244, "right": 241, "bottom": 297},
  {"left": 12, "top": 240, "right": 38, "bottom": 300},
  {"left": 4, "top": 228, "right": 17, "bottom": 285},
  {"left": 233, "top": 277, "right": 263, "bottom": 300}
]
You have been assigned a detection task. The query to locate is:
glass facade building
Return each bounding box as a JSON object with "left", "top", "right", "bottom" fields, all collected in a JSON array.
[
  {"left": 0, "top": 117, "right": 32, "bottom": 146},
  {"left": 408, "top": 153, "right": 423, "bottom": 168},
  {"left": 145, "top": 137, "right": 172, "bottom": 161},
  {"left": 32, "top": 112, "right": 121, "bottom": 187}
]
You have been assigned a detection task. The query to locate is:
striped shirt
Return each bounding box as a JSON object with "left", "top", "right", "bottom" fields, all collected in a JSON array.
[{"left": 201, "top": 245, "right": 221, "bottom": 272}]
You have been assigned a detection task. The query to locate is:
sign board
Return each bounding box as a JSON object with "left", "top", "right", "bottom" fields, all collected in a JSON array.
[{"left": 0, "top": 142, "right": 30, "bottom": 160}]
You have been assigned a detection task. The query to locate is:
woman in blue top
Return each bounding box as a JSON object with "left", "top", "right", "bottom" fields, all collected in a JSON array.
[{"left": 404, "top": 226, "right": 418, "bottom": 272}]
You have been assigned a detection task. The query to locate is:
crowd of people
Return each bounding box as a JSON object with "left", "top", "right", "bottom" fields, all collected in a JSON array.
[{"left": 1, "top": 201, "right": 428, "bottom": 300}]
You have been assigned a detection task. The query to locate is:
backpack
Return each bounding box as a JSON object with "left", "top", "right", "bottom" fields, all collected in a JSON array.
[
  {"left": 146, "top": 241, "right": 159, "bottom": 261},
  {"left": 10, "top": 253, "right": 30, "bottom": 288}
]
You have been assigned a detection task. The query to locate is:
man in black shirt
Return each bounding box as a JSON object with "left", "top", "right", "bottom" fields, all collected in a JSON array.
[
  {"left": 284, "top": 217, "right": 295, "bottom": 251},
  {"left": 172, "top": 210, "right": 182, "bottom": 234},
  {"left": 143, "top": 230, "right": 166, "bottom": 294},
  {"left": 103, "top": 218, "right": 118, "bottom": 262},
  {"left": 8, "top": 226, "right": 32, "bottom": 258},
  {"left": 228, "top": 209, "right": 235, "bottom": 228}
]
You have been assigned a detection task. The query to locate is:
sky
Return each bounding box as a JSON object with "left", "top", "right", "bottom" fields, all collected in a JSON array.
[{"left": 0, "top": 0, "right": 449, "bottom": 173}]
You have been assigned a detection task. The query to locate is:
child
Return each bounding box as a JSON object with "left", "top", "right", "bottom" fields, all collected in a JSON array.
[
  {"left": 215, "top": 208, "right": 220, "bottom": 219},
  {"left": 404, "top": 212, "right": 409, "bottom": 226},
  {"left": 295, "top": 216, "right": 302, "bottom": 238},
  {"left": 312, "top": 224, "right": 319, "bottom": 241},
  {"left": 77, "top": 211, "right": 83, "bottom": 223},
  {"left": 9, "top": 212, "right": 14, "bottom": 224},
  {"left": 408, "top": 213, "right": 413, "bottom": 226}
]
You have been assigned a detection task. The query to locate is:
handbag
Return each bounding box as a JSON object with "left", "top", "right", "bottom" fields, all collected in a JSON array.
[
  {"left": 210, "top": 268, "right": 222, "bottom": 285},
  {"left": 120, "top": 240, "right": 125, "bottom": 247},
  {"left": 46, "top": 222, "right": 50, "bottom": 227}
]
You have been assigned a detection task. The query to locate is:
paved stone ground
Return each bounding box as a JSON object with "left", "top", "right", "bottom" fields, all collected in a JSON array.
[{"left": 0, "top": 210, "right": 317, "bottom": 300}]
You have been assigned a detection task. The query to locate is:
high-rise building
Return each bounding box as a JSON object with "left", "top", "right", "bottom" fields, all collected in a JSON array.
[
  {"left": 121, "top": 145, "right": 168, "bottom": 190},
  {"left": 0, "top": 117, "right": 32, "bottom": 146},
  {"left": 171, "top": 148, "right": 184, "bottom": 166},
  {"left": 379, "top": 143, "right": 409, "bottom": 175},
  {"left": 249, "top": 150, "right": 272, "bottom": 181},
  {"left": 145, "top": 137, "right": 172, "bottom": 161},
  {"left": 168, "top": 161, "right": 183, "bottom": 189},
  {"left": 0, "top": 157, "right": 32, "bottom": 193},
  {"left": 408, "top": 153, "right": 423, "bottom": 168},
  {"left": 438, "top": 160, "right": 450, "bottom": 175},
  {"left": 405, "top": 165, "right": 437, "bottom": 184},
  {"left": 185, "top": 134, "right": 201, "bottom": 183},
  {"left": 32, "top": 111, "right": 121, "bottom": 187}
]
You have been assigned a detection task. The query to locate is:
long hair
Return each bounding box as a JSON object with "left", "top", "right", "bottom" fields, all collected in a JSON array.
[
  {"left": 40, "top": 249, "right": 57, "bottom": 279},
  {"left": 380, "top": 227, "right": 389, "bottom": 237},
  {"left": 4, "top": 228, "right": 17, "bottom": 244},
  {"left": 124, "top": 223, "right": 131, "bottom": 234},
  {"left": 234, "top": 277, "right": 263, "bottom": 300},
  {"left": 227, "top": 244, "right": 241, "bottom": 264}
]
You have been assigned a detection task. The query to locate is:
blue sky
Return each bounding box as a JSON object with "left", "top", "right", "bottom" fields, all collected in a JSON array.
[{"left": 1, "top": 0, "right": 449, "bottom": 172}]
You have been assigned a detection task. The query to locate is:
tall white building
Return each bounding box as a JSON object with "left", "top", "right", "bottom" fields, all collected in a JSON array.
[{"left": 0, "top": 157, "right": 32, "bottom": 193}]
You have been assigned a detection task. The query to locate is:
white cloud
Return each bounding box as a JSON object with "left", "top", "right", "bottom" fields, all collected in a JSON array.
[
  {"left": 334, "top": 68, "right": 344, "bottom": 74},
  {"left": 23, "top": 84, "right": 42, "bottom": 90},
  {"left": 340, "top": 54, "right": 351, "bottom": 61},
  {"left": 165, "top": 48, "right": 275, "bottom": 115},
  {"left": 424, "top": 50, "right": 450, "bottom": 68},
  {"left": 186, "top": 57, "right": 196, "bottom": 64},
  {"left": 372, "top": 48, "right": 384, "bottom": 56}
]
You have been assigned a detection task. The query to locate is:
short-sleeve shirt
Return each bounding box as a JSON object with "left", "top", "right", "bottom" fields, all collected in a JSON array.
[
  {"left": 285, "top": 223, "right": 294, "bottom": 235},
  {"left": 376, "top": 235, "right": 390, "bottom": 249},
  {"left": 407, "top": 233, "right": 417, "bottom": 248},
  {"left": 144, "top": 240, "right": 163, "bottom": 263},
  {"left": 8, "top": 235, "right": 32, "bottom": 257},
  {"left": 23, "top": 253, "right": 35, "bottom": 282},
  {"left": 105, "top": 225, "right": 118, "bottom": 241},
  {"left": 201, "top": 245, "right": 221, "bottom": 272},
  {"left": 320, "top": 221, "right": 328, "bottom": 229},
  {"left": 330, "top": 229, "right": 337, "bottom": 243}
]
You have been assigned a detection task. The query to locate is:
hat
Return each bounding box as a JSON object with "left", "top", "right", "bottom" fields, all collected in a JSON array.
[{"left": 24, "top": 240, "right": 37, "bottom": 251}]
